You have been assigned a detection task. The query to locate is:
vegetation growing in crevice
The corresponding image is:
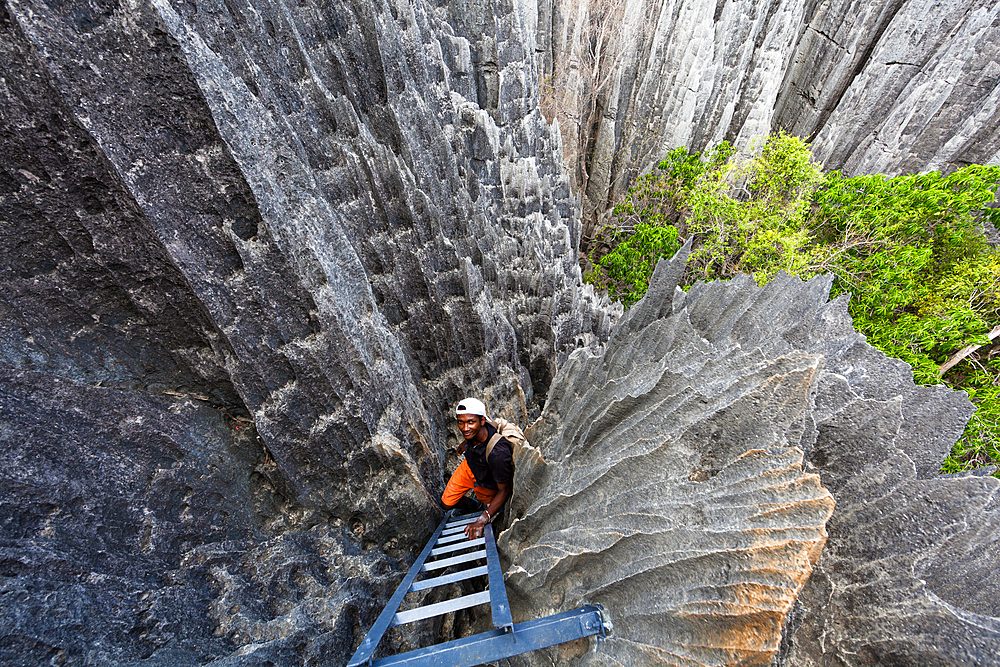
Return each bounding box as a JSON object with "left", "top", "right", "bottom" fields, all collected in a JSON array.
[{"left": 584, "top": 133, "right": 1000, "bottom": 476}]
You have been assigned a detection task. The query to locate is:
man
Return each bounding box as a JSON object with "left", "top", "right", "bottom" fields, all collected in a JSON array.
[{"left": 441, "top": 397, "right": 513, "bottom": 540}]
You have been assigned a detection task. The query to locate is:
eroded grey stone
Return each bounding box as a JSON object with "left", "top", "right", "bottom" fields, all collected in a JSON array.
[
  {"left": 501, "top": 247, "right": 1000, "bottom": 666},
  {"left": 535, "top": 0, "right": 1000, "bottom": 238},
  {"left": 3, "top": 0, "right": 1000, "bottom": 665},
  {"left": 0, "top": 0, "right": 611, "bottom": 663}
]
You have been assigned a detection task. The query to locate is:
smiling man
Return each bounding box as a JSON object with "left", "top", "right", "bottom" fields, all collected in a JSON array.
[{"left": 441, "top": 397, "right": 514, "bottom": 540}]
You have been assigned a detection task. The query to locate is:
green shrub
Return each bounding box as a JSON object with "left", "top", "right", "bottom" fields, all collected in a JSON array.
[
  {"left": 584, "top": 134, "right": 1000, "bottom": 475},
  {"left": 586, "top": 222, "right": 681, "bottom": 306}
]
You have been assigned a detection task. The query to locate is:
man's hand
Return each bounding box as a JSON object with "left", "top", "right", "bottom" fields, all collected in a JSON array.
[
  {"left": 465, "top": 513, "right": 489, "bottom": 539},
  {"left": 456, "top": 441, "right": 466, "bottom": 456},
  {"left": 464, "top": 484, "right": 508, "bottom": 539}
]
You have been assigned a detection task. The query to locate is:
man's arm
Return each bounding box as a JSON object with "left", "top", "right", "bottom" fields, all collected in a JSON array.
[{"left": 465, "top": 481, "right": 511, "bottom": 539}]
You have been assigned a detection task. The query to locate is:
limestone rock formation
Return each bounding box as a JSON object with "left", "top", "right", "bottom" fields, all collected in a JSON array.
[
  {"left": 501, "top": 245, "right": 1000, "bottom": 666},
  {"left": 1, "top": 369, "right": 398, "bottom": 664},
  {"left": 1, "top": 0, "right": 610, "bottom": 663},
  {"left": 774, "top": 0, "right": 1000, "bottom": 176},
  {"left": 535, "top": 0, "right": 1000, "bottom": 235},
  {"left": 3, "top": 0, "right": 1000, "bottom": 665}
]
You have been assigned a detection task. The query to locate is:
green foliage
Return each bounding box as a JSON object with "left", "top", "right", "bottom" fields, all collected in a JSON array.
[
  {"left": 943, "top": 382, "right": 1000, "bottom": 474},
  {"left": 584, "top": 133, "right": 1000, "bottom": 475},
  {"left": 584, "top": 145, "right": 715, "bottom": 305},
  {"left": 586, "top": 223, "right": 680, "bottom": 306},
  {"left": 683, "top": 133, "right": 823, "bottom": 284},
  {"left": 809, "top": 168, "right": 1000, "bottom": 387}
]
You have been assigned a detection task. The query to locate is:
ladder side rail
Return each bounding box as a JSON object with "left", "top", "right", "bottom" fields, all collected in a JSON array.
[
  {"left": 371, "top": 605, "right": 607, "bottom": 667},
  {"left": 484, "top": 523, "right": 514, "bottom": 633},
  {"left": 347, "top": 516, "right": 451, "bottom": 667}
]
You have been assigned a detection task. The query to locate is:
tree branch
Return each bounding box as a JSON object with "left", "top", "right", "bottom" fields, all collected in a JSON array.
[{"left": 939, "top": 323, "right": 1000, "bottom": 376}]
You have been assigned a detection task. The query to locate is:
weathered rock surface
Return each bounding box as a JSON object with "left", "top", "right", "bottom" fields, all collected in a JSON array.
[
  {"left": 1, "top": 0, "right": 610, "bottom": 663},
  {"left": 501, "top": 244, "right": 1000, "bottom": 665},
  {"left": 0, "top": 370, "right": 402, "bottom": 665},
  {"left": 775, "top": 0, "right": 1000, "bottom": 176},
  {"left": 535, "top": 0, "right": 1000, "bottom": 234},
  {"left": 3, "top": 0, "right": 611, "bottom": 526},
  {"left": 3, "top": 0, "right": 1000, "bottom": 665}
]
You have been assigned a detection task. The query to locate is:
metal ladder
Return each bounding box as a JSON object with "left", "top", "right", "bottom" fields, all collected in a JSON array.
[{"left": 347, "top": 511, "right": 609, "bottom": 666}]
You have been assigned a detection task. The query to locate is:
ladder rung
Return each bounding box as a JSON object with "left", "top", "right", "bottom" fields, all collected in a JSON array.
[
  {"left": 422, "top": 549, "right": 487, "bottom": 571},
  {"left": 409, "top": 565, "right": 489, "bottom": 592},
  {"left": 431, "top": 537, "right": 485, "bottom": 556},
  {"left": 390, "top": 590, "right": 491, "bottom": 626},
  {"left": 436, "top": 531, "right": 473, "bottom": 546},
  {"left": 443, "top": 516, "right": 480, "bottom": 531}
]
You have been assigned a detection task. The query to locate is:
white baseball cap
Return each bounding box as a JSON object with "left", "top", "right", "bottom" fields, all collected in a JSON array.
[{"left": 456, "top": 397, "right": 488, "bottom": 417}]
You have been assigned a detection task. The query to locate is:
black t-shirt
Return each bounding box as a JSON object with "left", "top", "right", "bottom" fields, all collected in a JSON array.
[{"left": 465, "top": 423, "right": 514, "bottom": 490}]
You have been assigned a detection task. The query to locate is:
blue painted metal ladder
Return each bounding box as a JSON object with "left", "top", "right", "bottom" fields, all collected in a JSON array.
[{"left": 347, "top": 511, "right": 609, "bottom": 666}]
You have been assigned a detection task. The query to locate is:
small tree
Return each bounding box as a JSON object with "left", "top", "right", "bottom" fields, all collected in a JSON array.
[{"left": 585, "top": 134, "right": 1000, "bottom": 475}]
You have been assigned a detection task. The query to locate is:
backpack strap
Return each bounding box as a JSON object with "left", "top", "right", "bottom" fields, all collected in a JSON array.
[{"left": 485, "top": 432, "right": 503, "bottom": 460}]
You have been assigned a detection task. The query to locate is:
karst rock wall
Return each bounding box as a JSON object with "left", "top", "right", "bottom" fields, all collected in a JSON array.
[
  {"left": 1, "top": 0, "right": 611, "bottom": 663},
  {"left": 2, "top": 0, "right": 1000, "bottom": 666},
  {"left": 535, "top": 0, "right": 1000, "bottom": 233},
  {"left": 502, "top": 244, "right": 1000, "bottom": 666}
]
